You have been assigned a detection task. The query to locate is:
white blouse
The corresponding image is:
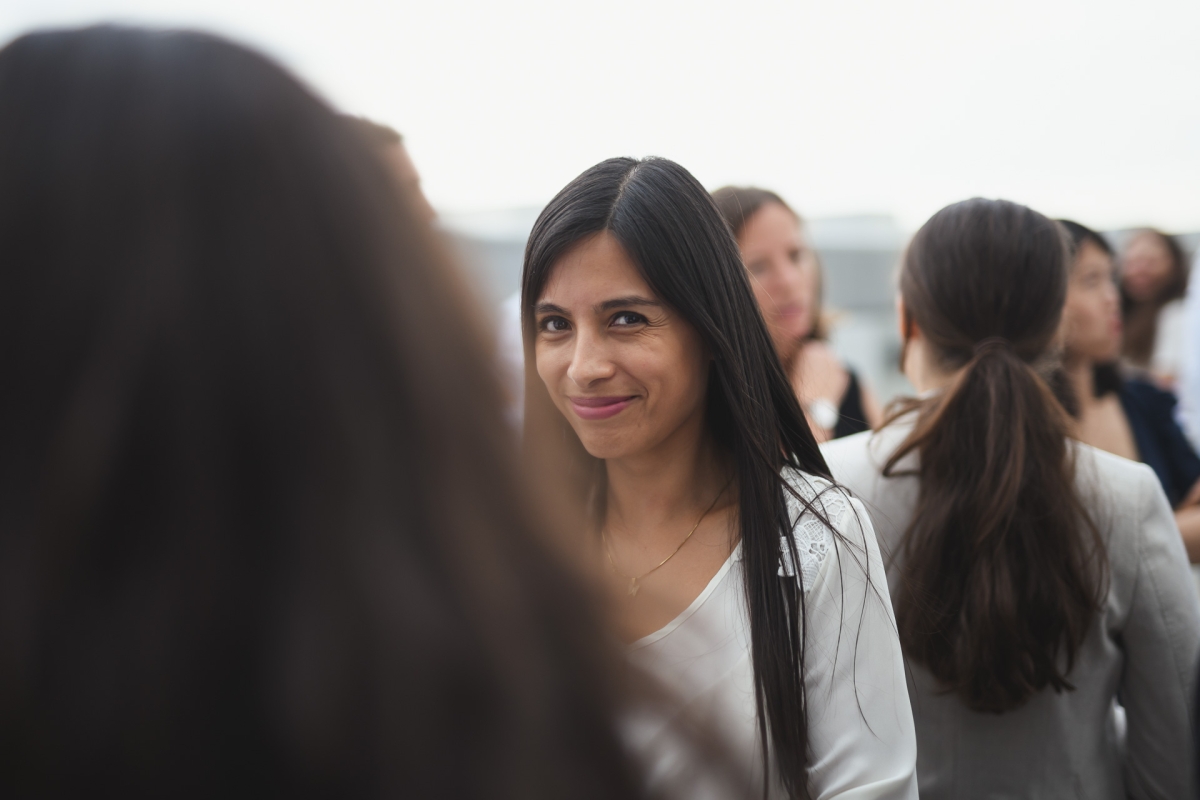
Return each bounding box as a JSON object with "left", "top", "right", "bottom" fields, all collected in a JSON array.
[{"left": 625, "top": 471, "right": 918, "bottom": 799}]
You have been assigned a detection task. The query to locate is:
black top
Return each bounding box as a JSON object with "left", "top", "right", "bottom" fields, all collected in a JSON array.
[
  {"left": 1118, "top": 378, "right": 1200, "bottom": 508},
  {"left": 834, "top": 369, "right": 871, "bottom": 440}
]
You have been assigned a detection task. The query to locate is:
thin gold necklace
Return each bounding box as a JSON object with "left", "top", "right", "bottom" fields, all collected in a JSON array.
[{"left": 602, "top": 479, "right": 732, "bottom": 597}]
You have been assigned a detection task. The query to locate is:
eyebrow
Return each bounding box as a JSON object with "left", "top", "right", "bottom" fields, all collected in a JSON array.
[
  {"left": 534, "top": 296, "right": 662, "bottom": 316},
  {"left": 534, "top": 301, "right": 569, "bottom": 316},
  {"left": 596, "top": 295, "right": 661, "bottom": 312}
]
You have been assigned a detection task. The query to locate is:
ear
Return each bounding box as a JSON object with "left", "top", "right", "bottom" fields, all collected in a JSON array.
[{"left": 895, "top": 295, "right": 920, "bottom": 343}]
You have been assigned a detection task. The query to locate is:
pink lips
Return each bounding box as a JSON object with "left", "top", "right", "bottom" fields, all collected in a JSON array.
[{"left": 569, "top": 395, "right": 637, "bottom": 420}]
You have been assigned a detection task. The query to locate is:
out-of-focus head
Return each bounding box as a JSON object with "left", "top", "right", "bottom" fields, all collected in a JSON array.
[
  {"left": 711, "top": 187, "right": 823, "bottom": 357},
  {"left": 346, "top": 116, "right": 436, "bottom": 223},
  {"left": 900, "top": 198, "right": 1068, "bottom": 368},
  {"left": 1120, "top": 228, "right": 1187, "bottom": 305},
  {"left": 0, "top": 25, "right": 637, "bottom": 798},
  {"left": 1058, "top": 220, "right": 1122, "bottom": 365}
]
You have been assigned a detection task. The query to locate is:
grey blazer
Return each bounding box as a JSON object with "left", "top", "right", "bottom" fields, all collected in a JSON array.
[{"left": 822, "top": 420, "right": 1200, "bottom": 800}]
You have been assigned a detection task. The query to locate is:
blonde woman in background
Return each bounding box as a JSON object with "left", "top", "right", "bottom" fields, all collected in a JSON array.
[{"left": 712, "top": 187, "right": 881, "bottom": 442}]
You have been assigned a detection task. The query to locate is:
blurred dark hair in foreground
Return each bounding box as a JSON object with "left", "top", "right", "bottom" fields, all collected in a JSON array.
[{"left": 0, "top": 25, "right": 640, "bottom": 798}]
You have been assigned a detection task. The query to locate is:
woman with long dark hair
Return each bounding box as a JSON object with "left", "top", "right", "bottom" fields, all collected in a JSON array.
[
  {"left": 522, "top": 157, "right": 916, "bottom": 799},
  {"left": 0, "top": 26, "right": 643, "bottom": 799},
  {"left": 711, "top": 187, "right": 881, "bottom": 441},
  {"left": 1055, "top": 220, "right": 1200, "bottom": 561},
  {"left": 822, "top": 198, "right": 1200, "bottom": 798}
]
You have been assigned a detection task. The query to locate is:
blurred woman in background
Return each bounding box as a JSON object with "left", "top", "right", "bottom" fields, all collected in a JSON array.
[
  {"left": 1057, "top": 220, "right": 1200, "bottom": 560},
  {"left": 1120, "top": 227, "right": 1190, "bottom": 385},
  {"left": 0, "top": 26, "right": 643, "bottom": 799},
  {"left": 712, "top": 187, "right": 881, "bottom": 442},
  {"left": 523, "top": 157, "right": 916, "bottom": 799},
  {"left": 822, "top": 199, "right": 1200, "bottom": 799}
]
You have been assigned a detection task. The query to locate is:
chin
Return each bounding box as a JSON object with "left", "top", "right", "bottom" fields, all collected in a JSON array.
[
  {"left": 784, "top": 321, "right": 812, "bottom": 344},
  {"left": 576, "top": 434, "right": 638, "bottom": 461},
  {"left": 565, "top": 419, "right": 635, "bottom": 461}
]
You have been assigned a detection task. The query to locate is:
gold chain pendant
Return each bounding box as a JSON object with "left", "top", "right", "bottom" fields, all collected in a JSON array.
[{"left": 604, "top": 478, "right": 732, "bottom": 603}]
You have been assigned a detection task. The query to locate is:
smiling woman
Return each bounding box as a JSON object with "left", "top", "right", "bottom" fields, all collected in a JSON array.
[{"left": 521, "top": 157, "right": 917, "bottom": 799}]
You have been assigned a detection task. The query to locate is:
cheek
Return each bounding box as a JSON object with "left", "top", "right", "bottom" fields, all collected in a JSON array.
[
  {"left": 635, "top": 331, "right": 709, "bottom": 407},
  {"left": 749, "top": 275, "right": 775, "bottom": 313},
  {"left": 667, "top": 336, "right": 711, "bottom": 400},
  {"left": 534, "top": 343, "right": 567, "bottom": 392}
]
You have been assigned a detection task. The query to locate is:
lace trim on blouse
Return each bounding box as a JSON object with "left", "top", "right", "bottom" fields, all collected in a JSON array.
[{"left": 778, "top": 472, "right": 845, "bottom": 591}]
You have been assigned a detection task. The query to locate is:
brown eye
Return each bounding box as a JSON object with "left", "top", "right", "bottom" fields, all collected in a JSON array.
[{"left": 539, "top": 316, "right": 570, "bottom": 333}]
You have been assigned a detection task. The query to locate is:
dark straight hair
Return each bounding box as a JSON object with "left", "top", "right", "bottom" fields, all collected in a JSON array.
[
  {"left": 522, "top": 157, "right": 835, "bottom": 798},
  {"left": 0, "top": 26, "right": 640, "bottom": 799},
  {"left": 885, "top": 198, "right": 1107, "bottom": 712},
  {"left": 711, "top": 185, "right": 828, "bottom": 341}
]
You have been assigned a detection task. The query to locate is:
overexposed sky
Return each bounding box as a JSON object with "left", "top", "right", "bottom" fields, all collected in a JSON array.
[{"left": 6, "top": 0, "right": 1200, "bottom": 231}]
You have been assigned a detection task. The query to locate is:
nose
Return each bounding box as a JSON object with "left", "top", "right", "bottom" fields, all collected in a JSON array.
[
  {"left": 566, "top": 327, "right": 616, "bottom": 388},
  {"left": 776, "top": 256, "right": 807, "bottom": 300},
  {"left": 1103, "top": 280, "right": 1120, "bottom": 310}
]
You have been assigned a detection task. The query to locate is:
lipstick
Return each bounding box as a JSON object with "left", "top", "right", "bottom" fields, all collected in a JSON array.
[{"left": 569, "top": 395, "right": 637, "bottom": 421}]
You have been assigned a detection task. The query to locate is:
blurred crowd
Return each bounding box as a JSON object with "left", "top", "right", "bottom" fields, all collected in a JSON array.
[{"left": 3, "top": 23, "right": 1200, "bottom": 800}]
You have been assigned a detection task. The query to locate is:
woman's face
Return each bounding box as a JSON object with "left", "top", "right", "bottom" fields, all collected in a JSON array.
[
  {"left": 1121, "top": 231, "right": 1174, "bottom": 303},
  {"left": 534, "top": 231, "right": 710, "bottom": 461},
  {"left": 737, "top": 202, "right": 819, "bottom": 353},
  {"left": 1063, "top": 240, "right": 1122, "bottom": 364}
]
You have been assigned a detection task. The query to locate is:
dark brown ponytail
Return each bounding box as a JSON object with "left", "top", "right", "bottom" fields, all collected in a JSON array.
[{"left": 886, "top": 198, "right": 1107, "bottom": 713}]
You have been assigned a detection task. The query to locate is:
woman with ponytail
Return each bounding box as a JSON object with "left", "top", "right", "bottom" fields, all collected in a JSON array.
[
  {"left": 822, "top": 198, "right": 1200, "bottom": 799},
  {"left": 523, "top": 156, "right": 916, "bottom": 798}
]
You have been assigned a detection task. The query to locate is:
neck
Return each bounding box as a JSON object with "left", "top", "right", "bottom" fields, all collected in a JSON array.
[
  {"left": 903, "top": 336, "right": 957, "bottom": 395},
  {"left": 1065, "top": 357, "right": 1096, "bottom": 411},
  {"left": 604, "top": 411, "right": 730, "bottom": 540}
]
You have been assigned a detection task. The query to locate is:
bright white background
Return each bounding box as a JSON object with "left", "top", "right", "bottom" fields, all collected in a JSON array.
[{"left": 5, "top": 0, "right": 1199, "bottom": 231}]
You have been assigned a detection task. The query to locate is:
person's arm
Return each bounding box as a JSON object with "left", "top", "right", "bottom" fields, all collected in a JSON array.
[
  {"left": 801, "top": 491, "right": 918, "bottom": 799},
  {"left": 1119, "top": 465, "right": 1200, "bottom": 799},
  {"left": 792, "top": 341, "right": 850, "bottom": 444}
]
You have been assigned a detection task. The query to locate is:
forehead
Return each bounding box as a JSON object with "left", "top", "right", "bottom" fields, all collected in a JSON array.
[
  {"left": 538, "top": 231, "right": 655, "bottom": 305},
  {"left": 740, "top": 202, "right": 801, "bottom": 246},
  {"left": 1074, "top": 240, "right": 1114, "bottom": 274},
  {"left": 1126, "top": 233, "right": 1168, "bottom": 257}
]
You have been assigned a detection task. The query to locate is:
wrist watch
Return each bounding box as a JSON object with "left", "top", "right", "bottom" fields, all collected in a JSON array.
[{"left": 806, "top": 398, "right": 839, "bottom": 431}]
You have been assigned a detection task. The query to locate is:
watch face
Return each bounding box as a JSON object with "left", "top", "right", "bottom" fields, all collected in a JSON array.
[{"left": 807, "top": 399, "right": 839, "bottom": 431}]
